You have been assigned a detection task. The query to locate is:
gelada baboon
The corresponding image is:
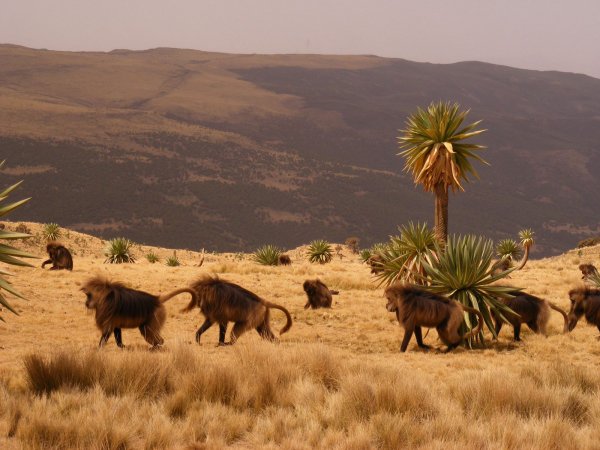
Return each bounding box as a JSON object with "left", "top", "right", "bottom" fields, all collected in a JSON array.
[
  {"left": 182, "top": 276, "right": 292, "bottom": 345},
  {"left": 492, "top": 291, "right": 569, "bottom": 341},
  {"left": 384, "top": 284, "right": 484, "bottom": 352},
  {"left": 579, "top": 263, "right": 598, "bottom": 281},
  {"left": 567, "top": 286, "right": 600, "bottom": 334},
  {"left": 81, "top": 276, "right": 197, "bottom": 348},
  {"left": 302, "top": 279, "right": 339, "bottom": 309},
  {"left": 278, "top": 254, "right": 291, "bottom": 265},
  {"left": 42, "top": 242, "right": 73, "bottom": 271},
  {"left": 490, "top": 258, "right": 511, "bottom": 277},
  {"left": 367, "top": 254, "right": 384, "bottom": 274}
]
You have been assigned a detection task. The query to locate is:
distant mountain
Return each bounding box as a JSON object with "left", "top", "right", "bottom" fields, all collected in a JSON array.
[{"left": 1, "top": 44, "right": 599, "bottom": 255}]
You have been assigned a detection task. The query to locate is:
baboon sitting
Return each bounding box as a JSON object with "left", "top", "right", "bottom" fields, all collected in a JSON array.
[
  {"left": 303, "top": 279, "right": 339, "bottom": 309},
  {"left": 384, "top": 284, "right": 484, "bottom": 352},
  {"left": 579, "top": 264, "right": 598, "bottom": 281},
  {"left": 81, "top": 276, "right": 197, "bottom": 348},
  {"left": 182, "top": 276, "right": 293, "bottom": 345},
  {"left": 490, "top": 258, "right": 511, "bottom": 277},
  {"left": 42, "top": 242, "right": 73, "bottom": 271},
  {"left": 492, "top": 291, "right": 569, "bottom": 341},
  {"left": 567, "top": 286, "right": 600, "bottom": 334},
  {"left": 278, "top": 254, "right": 292, "bottom": 265}
]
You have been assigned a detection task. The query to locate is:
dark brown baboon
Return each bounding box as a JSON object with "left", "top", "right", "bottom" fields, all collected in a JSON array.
[
  {"left": 302, "top": 279, "right": 338, "bottom": 309},
  {"left": 578, "top": 263, "right": 598, "bottom": 281},
  {"left": 492, "top": 291, "right": 569, "bottom": 341},
  {"left": 42, "top": 241, "right": 73, "bottom": 271},
  {"left": 182, "top": 276, "right": 293, "bottom": 345},
  {"left": 81, "top": 276, "right": 197, "bottom": 348},
  {"left": 384, "top": 284, "right": 484, "bottom": 352},
  {"left": 567, "top": 286, "right": 600, "bottom": 334},
  {"left": 278, "top": 254, "right": 291, "bottom": 265},
  {"left": 367, "top": 254, "right": 384, "bottom": 274}
]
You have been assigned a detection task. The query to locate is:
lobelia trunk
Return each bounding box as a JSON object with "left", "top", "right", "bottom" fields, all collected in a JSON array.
[
  {"left": 514, "top": 244, "right": 530, "bottom": 270},
  {"left": 434, "top": 182, "right": 449, "bottom": 244}
]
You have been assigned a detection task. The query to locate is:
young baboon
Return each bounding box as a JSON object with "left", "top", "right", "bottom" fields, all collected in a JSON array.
[
  {"left": 492, "top": 291, "right": 569, "bottom": 341},
  {"left": 182, "top": 276, "right": 293, "bottom": 345},
  {"left": 81, "top": 276, "right": 197, "bottom": 348},
  {"left": 567, "top": 286, "right": 600, "bottom": 334},
  {"left": 490, "top": 258, "right": 511, "bottom": 277},
  {"left": 42, "top": 242, "right": 73, "bottom": 271},
  {"left": 579, "top": 264, "right": 598, "bottom": 281},
  {"left": 384, "top": 284, "right": 484, "bottom": 352},
  {"left": 302, "top": 279, "right": 339, "bottom": 309},
  {"left": 278, "top": 254, "right": 292, "bottom": 265}
]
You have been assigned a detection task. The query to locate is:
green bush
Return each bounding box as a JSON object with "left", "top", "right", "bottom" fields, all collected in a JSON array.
[
  {"left": 42, "top": 223, "right": 61, "bottom": 241},
  {"left": 146, "top": 252, "right": 159, "bottom": 264},
  {"left": 104, "top": 238, "right": 136, "bottom": 264},
  {"left": 307, "top": 240, "right": 333, "bottom": 264},
  {"left": 165, "top": 252, "right": 180, "bottom": 267},
  {"left": 252, "top": 244, "right": 282, "bottom": 266}
]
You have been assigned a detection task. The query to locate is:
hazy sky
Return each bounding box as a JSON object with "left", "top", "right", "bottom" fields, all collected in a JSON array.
[{"left": 2, "top": 0, "right": 600, "bottom": 78}]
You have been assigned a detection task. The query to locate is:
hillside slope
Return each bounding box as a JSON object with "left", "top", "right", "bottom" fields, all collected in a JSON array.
[{"left": 1, "top": 45, "right": 599, "bottom": 254}]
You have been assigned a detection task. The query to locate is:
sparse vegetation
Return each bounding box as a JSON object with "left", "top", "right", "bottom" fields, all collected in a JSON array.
[
  {"left": 252, "top": 244, "right": 282, "bottom": 266},
  {"left": 165, "top": 251, "right": 180, "bottom": 267},
  {"left": 577, "top": 237, "right": 600, "bottom": 249},
  {"left": 146, "top": 251, "right": 159, "bottom": 264},
  {"left": 496, "top": 238, "right": 523, "bottom": 263},
  {"left": 344, "top": 237, "right": 360, "bottom": 254},
  {"left": 398, "top": 101, "right": 487, "bottom": 243},
  {"left": 104, "top": 237, "right": 136, "bottom": 264},
  {"left": 41, "top": 223, "right": 61, "bottom": 241},
  {"left": 307, "top": 239, "right": 333, "bottom": 264}
]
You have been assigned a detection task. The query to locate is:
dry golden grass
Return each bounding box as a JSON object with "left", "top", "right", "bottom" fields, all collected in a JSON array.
[{"left": 1, "top": 222, "right": 600, "bottom": 449}]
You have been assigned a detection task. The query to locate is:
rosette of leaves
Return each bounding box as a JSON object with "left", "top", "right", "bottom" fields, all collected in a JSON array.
[
  {"left": 307, "top": 240, "right": 333, "bottom": 264},
  {"left": 420, "top": 234, "right": 519, "bottom": 345},
  {"left": 375, "top": 222, "right": 437, "bottom": 286},
  {"left": 146, "top": 251, "right": 159, "bottom": 264},
  {"left": 104, "top": 238, "right": 136, "bottom": 264},
  {"left": 587, "top": 270, "right": 600, "bottom": 289},
  {"left": 496, "top": 238, "right": 522, "bottom": 263},
  {"left": 165, "top": 251, "right": 180, "bottom": 267},
  {"left": 0, "top": 168, "right": 35, "bottom": 321},
  {"left": 360, "top": 243, "right": 387, "bottom": 263},
  {"left": 42, "top": 223, "right": 61, "bottom": 241},
  {"left": 252, "top": 244, "right": 282, "bottom": 266}
]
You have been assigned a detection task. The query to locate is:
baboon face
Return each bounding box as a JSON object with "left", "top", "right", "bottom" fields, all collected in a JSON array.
[
  {"left": 303, "top": 281, "right": 315, "bottom": 296},
  {"left": 567, "top": 289, "right": 585, "bottom": 331},
  {"left": 384, "top": 291, "right": 398, "bottom": 313},
  {"left": 82, "top": 288, "right": 100, "bottom": 310}
]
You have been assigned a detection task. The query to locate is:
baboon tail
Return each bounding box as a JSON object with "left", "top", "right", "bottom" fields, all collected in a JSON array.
[
  {"left": 461, "top": 305, "right": 484, "bottom": 341},
  {"left": 265, "top": 302, "right": 293, "bottom": 335},
  {"left": 548, "top": 302, "right": 569, "bottom": 333},
  {"left": 159, "top": 288, "right": 198, "bottom": 310}
]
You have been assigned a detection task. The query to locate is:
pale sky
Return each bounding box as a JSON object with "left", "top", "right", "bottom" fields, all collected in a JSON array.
[{"left": 2, "top": 0, "right": 600, "bottom": 78}]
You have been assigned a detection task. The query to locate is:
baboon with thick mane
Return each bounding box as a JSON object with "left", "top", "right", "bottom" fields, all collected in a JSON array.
[
  {"left": 384, "top": 284, "right": 484, "bottom": 352},
  {"left": 492, "top": 291, "right": 569, "bottom": 341},
  {"left": 183, "top": 275, "right": 293, "bottom": 345},
  {"left": 579, "top": 264, "right": 598, "bottom": 281},
  {"left": 302, "top": 279, "right": 338, "bottom": 309},
  {"left": 81, "top": 276, "right": 197, "bottom": 348},
  {"left": 567, "top": 286, "right": 600, "bottom": 334},
  {"left": 42, "top": 241, "right": 73, "bottom": 271}
]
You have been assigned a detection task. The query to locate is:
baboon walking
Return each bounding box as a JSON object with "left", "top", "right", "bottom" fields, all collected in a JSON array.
[
  {"left": 183, "top": 276, "right": 292, "bottom": 345},
  {"left": 384, "top": 284, "right": 484, "bottom": 352},
  {"left": 81, "top": 276, "right": 197, "bottom": 348},
  {"left": 567, "top": 286, "right": 600, "bottom": 335},
  {"left": 42, "top": 242, "right": 73, "bottom": 271},
  {"left": 493, "top": 291, "right": 569, "bottom": 340}
]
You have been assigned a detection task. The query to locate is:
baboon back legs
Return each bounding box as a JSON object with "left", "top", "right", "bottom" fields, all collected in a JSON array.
[
  {"left": 230, "top": 321, "right": 252, "bottom": 344},
  {"left": 195, "top": 319, "right": 214, "bottom": 344},
  {"left": 218, "top": 323, "right": 227, "bottom": 345},
  {"left": 114, "top": 328, "right": 123, "bottom": 348},
  {"left": 414, "top": 326, "right": 430, "bottom": 349},
  {"left": 256, "top": 322, "right": 277, "bottom": 341},
  {"left": 513, "top": 323, "right": 522, "bottom": 341},
  {"left": 139, "top": 324, "right": 164, "bottom": 348}
]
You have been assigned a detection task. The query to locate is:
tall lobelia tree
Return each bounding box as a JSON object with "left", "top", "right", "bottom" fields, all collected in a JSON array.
[{"left": 398, "top": 101, "right": 487, "bottom": 243}]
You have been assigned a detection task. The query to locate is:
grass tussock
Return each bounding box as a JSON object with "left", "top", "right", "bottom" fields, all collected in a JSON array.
[{"left": 1, "top": 342, "right": 597, "bottom": 449}]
